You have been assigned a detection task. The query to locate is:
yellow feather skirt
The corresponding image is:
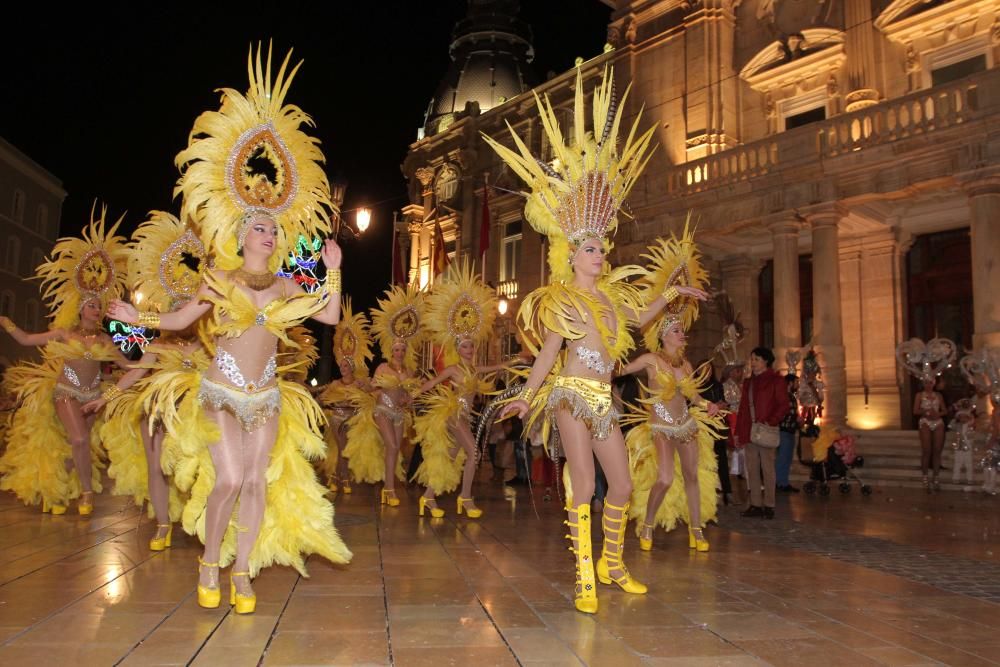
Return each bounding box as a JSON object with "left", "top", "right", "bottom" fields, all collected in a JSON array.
[
  {"left": 101, "top": 389, "right": 184, "bottom": 520},
  {"left": 343, "top": 393, "right": 405, "bottom": 485},
  {"left": 0, "top": 361, "right": 104, "bottom": 507},
  {"left": 411, "top": 388, "right": 465, "bottom": 495},
  {"left": 159, "top": 377, "right": 352, "bottom": 576},
  {"left": 626, "top": 406, "right": 721, "bottom": 535}
]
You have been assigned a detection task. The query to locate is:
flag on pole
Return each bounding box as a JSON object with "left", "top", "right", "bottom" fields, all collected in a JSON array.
[
  {"left": 479, "top": 182, "right": 491, "bottom": 262},
  {"left": 432, "top": 219, "right": 449, "bottom": 277}
]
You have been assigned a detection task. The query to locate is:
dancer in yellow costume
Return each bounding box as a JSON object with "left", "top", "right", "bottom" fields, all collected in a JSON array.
[
  {"left": 83, "top": 211, "right": 209, "bottom": 551},
  {"left": 109, "top": 45, "right": 350, "bottom": 614},
  {"left": 487, "top": 67, "right": 685, "bottom": 614},
  {"left": 412, "top": 260, "right": 500, "bottom": 519},
  {"left": 317, "top": 298, "right": 373, "bottom": 493},
  {"left": 618, "top": 227, "right": 722, "bottom": 553},
  {"left": 347, "top": 284, "right": 424, "bottom": 506},
  {"left": 0, "top": 204, "right": 130, "bottom": 515}
]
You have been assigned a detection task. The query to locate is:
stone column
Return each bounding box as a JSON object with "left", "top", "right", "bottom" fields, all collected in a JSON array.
[
  {"left": 962, "top": 175, "right": 1000, "bottom": 348},
  {"left": 843, "top": 0, "right": 881, "bottom": 111},
  {"left": 719, "top": 256, "right": 764, "bottom": 353},
  {"left": 802, "top": 203, "right": 848, "bottom": 429},
  {"left": 767, "top": 215, "right": 802, "bottom": 372}
]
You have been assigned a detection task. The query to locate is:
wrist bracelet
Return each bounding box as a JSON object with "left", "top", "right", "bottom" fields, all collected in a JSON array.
[
  {"left": 520, "top": 386, "right": 536, "bottom": 404},
  {"left": 2, "top": 320, "right": 15, "bottom": 333},
  {"left": 137, "top": 311, "right": 161, "bottom": 329},
  {"left": 102, "top": 385, "right": 122, "bottom": 402},
  {"left": 328, "top": 269, "right": 342, "bottom": 294},
  {"left": 662, "top": 286, "right": 679, "bottom": 303}
]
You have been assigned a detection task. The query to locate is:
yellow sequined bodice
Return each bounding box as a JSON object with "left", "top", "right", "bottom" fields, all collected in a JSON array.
[
  {"left": 204, "top": 272, "right": 326, "bottom": 347},
  {"left": 44, "top": 338, "right": 119, "bottom": 363}
]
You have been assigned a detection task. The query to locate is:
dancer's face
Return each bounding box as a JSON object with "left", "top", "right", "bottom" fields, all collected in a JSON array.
[
  {"left": 922, "top": 379, "right": 936, "bottom": 392},
  {"left": 80, "top": 298, "right": 102, "bottom": 325},
  {"left": 572, "top": 238, "right": 605, "bottom": 278},
  {"left": 391, "top": 342, "right": 406, "bottom": 363},
  {"left": 337, "top": 357, "right": 354, "bottom": 378},
  {"left": 659, "top": 321, "right": 685, "bottom": 352},
  {"left": 457, "top": 338, "right": 475, "bottom": 361},
  {"left": 244, "top": 216, "right": 278, "bottom": 258}
]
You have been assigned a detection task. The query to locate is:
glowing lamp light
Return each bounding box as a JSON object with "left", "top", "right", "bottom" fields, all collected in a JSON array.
[
  {"left": 498, "top": 298, "right": 509, "bottom": 316},
  {"left": 310, "top": 378, "right": 318, "bottom": 387},
  {"left": 356, "top": 208, "right": 371, "bottom": 233},
  {"left": 133, "top": 291, "right": 144, "bottom": 305}
]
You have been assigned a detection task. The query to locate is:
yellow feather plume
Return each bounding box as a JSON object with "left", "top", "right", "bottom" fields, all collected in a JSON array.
[
  {"left": 370, "top": 284, "right": 425, "bottom": 371},
  {"left": 424, "top": 259, "right": 497, "bottom": 366},
  {"left": 128, "top": 211, "right": 207, "bottom": 312}
]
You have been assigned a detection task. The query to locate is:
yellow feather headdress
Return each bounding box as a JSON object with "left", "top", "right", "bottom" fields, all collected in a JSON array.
[
  {"left": 127, "top": 211, "right": 207, "bottom": 312},
  {"left": 482, "top": 66, "right": 656, "bottom": 282},
  {"left": 175, "top": 42, "right": 333, "bottom": 272},
  {"left": 37, "top": 202, "right": 129, "bottom": 330},
  {"left": 639, "top": 219, "right": 708, "bottom": 352},
  {"left": 371, "top": 285, "right": 425, "bottom": 372},
  {"left": 425, "top": 259, "right": 497, "bottom": 366},
  {"left": 334, "top": 297, "right": 373, "bottom": 376}
]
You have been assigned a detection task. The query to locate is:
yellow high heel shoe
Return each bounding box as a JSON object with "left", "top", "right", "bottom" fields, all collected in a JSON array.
[
  {"left": 565, "top": 503, "right": 598, "bottom": 614},
  {"left": 342, "top": 480, "right": 352, "bottom": 494},
  {"left": 381, "top": 488, "right": 400, "bottom": 507},
  {"left": 230, "top": 572, "right": 256, "bottom": 614},
  {"left": 50, "top": 502, "right": 67, "bottom": 515},
  {"left": 689, "top": 527, "right": 710, "bottom": 552},
  {"left": 149, "top": 524, "right": 173, "bottom": 552},
  {"left": 456, "top": 497, "right": 482, "bottom": 519},
  {"left": 639, "top": 522, "right": 654, "bottom": 552},
  {"left": 595, "top": 501, "right": 647, "bottom": 595},
  {"left": 197, "top": 556, "right": 221, "bottom": 609},
  {"left": 418, "top": 495, "right": 445, "bottom": 518},
  {"left": 328, "top": 477, "right": 339, "bottom": 493},
  {"left": 77, "top": 491, "right": 94, "bottom": 516}
]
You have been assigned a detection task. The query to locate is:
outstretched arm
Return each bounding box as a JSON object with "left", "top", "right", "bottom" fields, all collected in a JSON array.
[
  {"left": 627, "top": 286, "right": 710, "bottom": 329},
  {"left": 619, "top": 353, "right": 655, "bottom": 378},
  {"left": 418, "top": 366, "right": 454, "bottom": 394},
  {"left": 108, "top": 280, "right": 214, "bottom": 331},
  {"left": 310, "top": 239, "right": 343, "bottom": 325},
  {"left": 0, "top": 316, "right": 63, "bottom": 347},
  {"left": 499, "top": 330, "right": 563, "bottom": 419},
  {"left": 82, "top": 354, "right": 157, "bottom": 414}
]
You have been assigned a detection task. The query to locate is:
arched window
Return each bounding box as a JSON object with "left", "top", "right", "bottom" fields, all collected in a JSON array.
[
  {"left": 11, "top": 190, "right": 26, "bottom": 223},
  {"left": 0, "top": 291, "right": 14, "bottom": 318},
  {"left": 5, "top": 237, "right": 20, "bottom": 275},
  {"left": 31, "top": 248, "right": 44, "bottom": 274},
  {"left": 36, "top": 204, "right": 49, "bottom": 235}
]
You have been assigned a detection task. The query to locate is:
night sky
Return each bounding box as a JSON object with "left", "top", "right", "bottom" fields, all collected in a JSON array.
[{"left": 3, "top": 1, "right": 611, "bottom": 320}]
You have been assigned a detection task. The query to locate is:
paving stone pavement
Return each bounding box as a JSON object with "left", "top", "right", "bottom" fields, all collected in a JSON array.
[{"left": 721, "top": 508, "right": 1000, "bottom": 603}]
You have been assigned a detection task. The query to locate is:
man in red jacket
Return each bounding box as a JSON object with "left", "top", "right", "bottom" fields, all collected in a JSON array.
[{"left": 735, "top": 347, "right": 790, "bottom": 519}]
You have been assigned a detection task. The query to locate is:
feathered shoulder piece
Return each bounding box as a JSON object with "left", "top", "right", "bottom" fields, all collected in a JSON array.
[
  {"left": 175, "top": 42, "right": 333, "bottom": 272},
  {"left": 425, "top": 259, "right": 497, "bottom": 366},
  {"left": 334, "top": 297, "right": 373, "bottom": 377},
  {"left": 37, "top": 201, "right": 129, "bottom": 330},
  {"left": 128, "top": 211, "right": 207, "bottom": 312},
  {"left": 517, "top": 264, "right": 643, "bottom": 364},
  {"left": 482, "top": 66, "right": 656, "bottom": 283},
  {"left": 371, "top": 284, "right": 424, "bottom": 372},
  {"left": 202, "top": 271, "right": 323, "bottom": 344},
  {"left": 638, "top": 220, "right": 708, "bottom": 352}
]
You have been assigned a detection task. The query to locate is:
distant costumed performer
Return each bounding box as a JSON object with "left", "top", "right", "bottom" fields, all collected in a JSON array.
[
  {"left": 486, "top": 66, "right": 689, "bottom": 614},
  {"left": 84, "top": 211, "right": 209, "bottom": 551},
  {"left": 0, "top": 204, "right": 131, "bottom": 516},
  {"left": 619, "top": 225, "right": 721, "bottom": 552},
  {"left": 109, "top": 44, "right": 351, "bottom": 614},
  {"left": 412, "top": 260, "right": 500, "bottom": 519}
]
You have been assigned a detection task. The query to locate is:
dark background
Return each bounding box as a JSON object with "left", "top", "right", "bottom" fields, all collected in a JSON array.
[{"left": 2, "top": 1, "right": 611, "bottom": 323}]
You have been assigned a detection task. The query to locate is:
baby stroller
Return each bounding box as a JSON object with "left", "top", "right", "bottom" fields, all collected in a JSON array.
[{"left": 799, "top": 429, "right": 872, "bottom": 496}]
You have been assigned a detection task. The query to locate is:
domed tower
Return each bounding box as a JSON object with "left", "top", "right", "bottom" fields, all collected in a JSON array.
[{"left": 423, "top": 0, "right": 536, "bottom": 137}]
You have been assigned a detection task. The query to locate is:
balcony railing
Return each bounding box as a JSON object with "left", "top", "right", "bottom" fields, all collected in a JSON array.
[{"left": 666, "top": 69, "right": 996, "bottom": 197}]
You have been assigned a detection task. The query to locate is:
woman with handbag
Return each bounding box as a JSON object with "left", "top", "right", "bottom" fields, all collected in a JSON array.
[{"left": 735, "top": 347, "right": 789, "bottom": 519}]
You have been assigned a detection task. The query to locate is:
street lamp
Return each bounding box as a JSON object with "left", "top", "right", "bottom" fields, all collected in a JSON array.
[
  {"left": 497, "top": 297, "right": 508, "bottom": 316},
  {"left": 356, "top": 208, "right": 371, "bottom": 234}
]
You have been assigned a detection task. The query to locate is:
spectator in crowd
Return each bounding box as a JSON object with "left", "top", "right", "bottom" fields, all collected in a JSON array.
[
  {"left": 776, "top": 373, "right": 800, "bottom": 493},
  {"left": 735, "top": 347, "right": 789, "bottom": 519},
  {"left": 698, "top": 360, "right": 733, "bottom": 505}
]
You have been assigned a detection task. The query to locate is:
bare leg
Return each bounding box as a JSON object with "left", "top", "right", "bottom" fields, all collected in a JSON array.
[
  {"left": 335, "top": 426, "right": 350, "bottom": 485},
  {"left": 931, "top": 425, "right": 945, "bottom": 489},
  {"left": 142, "top": 424, "right": 170, "bottom": 531},
  {"left": 556, "top": 410, "right": 596, "bottom": 599},
  {"left": 375, "top": 415, "right": 401, "bottom": 497},
  {"left": 232, "top": 416, "right": 280, "bottom": 597},
  {"left": 676, "top": 438, "right": 701, "bottom": 527},
  {"left": 643, "top": 434, "right": 676, "bottom": 533},
  {"left": 199, "top": 409, "right": 244, "bottom": 590},
  {"left": 919, "top": 423, "right": 931, "bottom": 490},
  {"left": 454, "top": 422, "right": 478, "bottom": 508},
  {"left": 55, "top": 398, "right": 94, "bottom": 494}
]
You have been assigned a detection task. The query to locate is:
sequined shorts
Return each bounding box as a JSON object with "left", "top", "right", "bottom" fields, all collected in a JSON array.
[
  {"left": 919, "top": 417, "right": 943, "bottom": 432},
  {"left": 375, "top": 393, "right": 405, "bottom": 427},
  {"left": 198, "top": 377, "right": 280, "bottom": 433},
  {"left": 546, "top": 375, "right": 618, "bottom": 441},
  {"left": 650, "top": 414, "right": 699, "bottom": 441},
  {"left": 53, "top": 383, "right": 102, "bottom": 404}
]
